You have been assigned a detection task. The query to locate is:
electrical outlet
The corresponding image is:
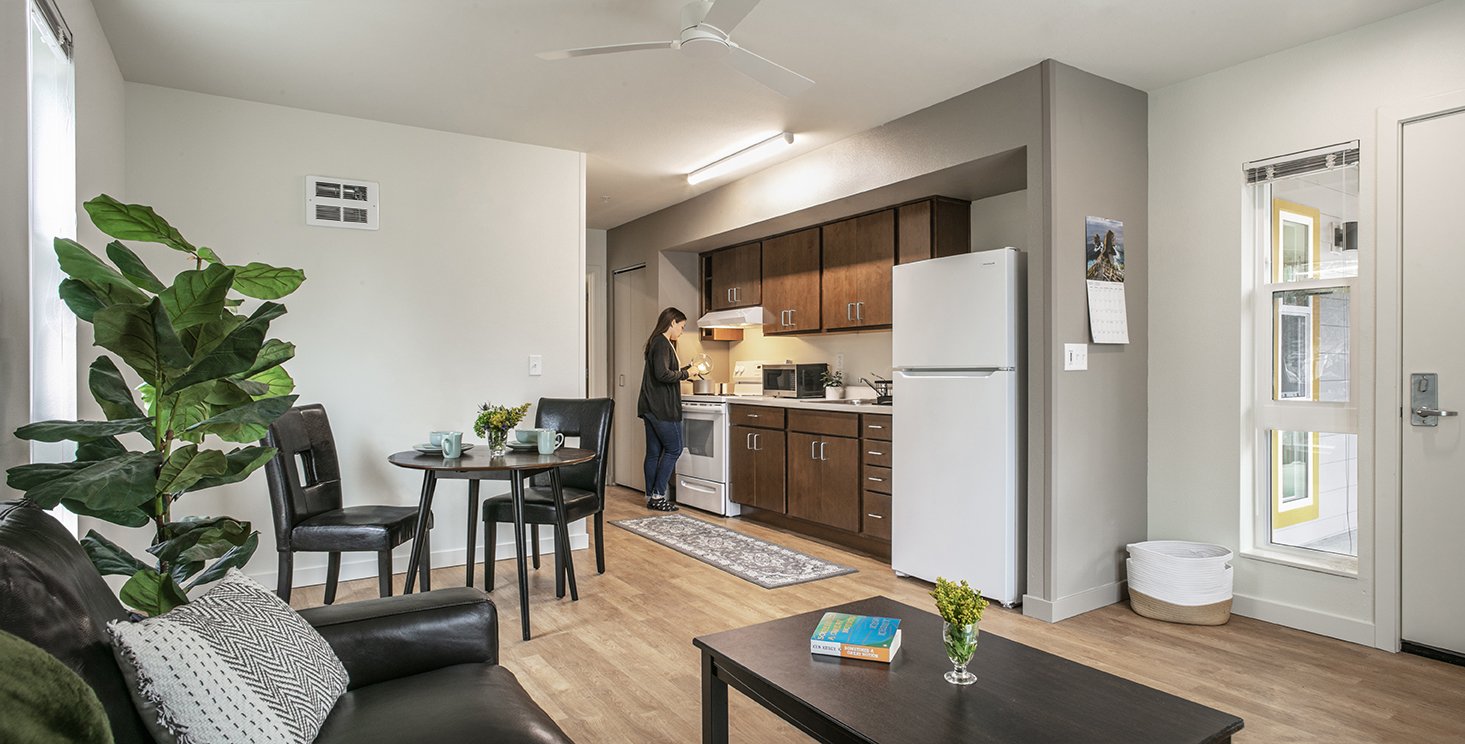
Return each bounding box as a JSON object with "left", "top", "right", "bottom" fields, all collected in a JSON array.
[
  {"left": 1064, "top": 344, "right": 1088, "bottom": 371},
  {"left": 528, "top": 355, "right": 543, "bottom": 376},
  {"left": 834, "top": 353, "right": 845, "bottom": 372}
]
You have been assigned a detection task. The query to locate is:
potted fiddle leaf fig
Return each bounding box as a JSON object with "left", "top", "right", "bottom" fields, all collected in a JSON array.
[{"left": 4, "top": 195, "right": 305, "bottom": 616}]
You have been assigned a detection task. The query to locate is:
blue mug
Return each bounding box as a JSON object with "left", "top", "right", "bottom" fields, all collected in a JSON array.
[{"left": 439, "top": 431, "right": 463, "bottom": 458}]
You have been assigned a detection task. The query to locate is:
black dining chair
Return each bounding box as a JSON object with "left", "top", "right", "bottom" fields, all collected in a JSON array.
[
  {"left": 480, "top": 397, "right": 613, "bottom": 597},
  {"left": 262, "top": 403, "right": 431, "bottom": 604}
]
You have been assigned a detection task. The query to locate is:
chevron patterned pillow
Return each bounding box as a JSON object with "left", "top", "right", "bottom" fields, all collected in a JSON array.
[{"left": 107, "top": 569, "right": 349, "bottom": 744}]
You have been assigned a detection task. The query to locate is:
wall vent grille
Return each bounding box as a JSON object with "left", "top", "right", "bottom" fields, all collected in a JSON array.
[{"left": 306, "top": 176, "right": 379, "bottom": 229}]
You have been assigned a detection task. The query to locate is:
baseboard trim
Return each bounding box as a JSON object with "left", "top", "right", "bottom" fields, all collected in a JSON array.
[
  {"left": 1022, "top": 580, "right": 1126, "bottom": 623},
  {"left": 246, "top": 533, "right": 591, "bottom": 589},
  {"left": 1230, "top": 592, "right": 1375, "bottom": 646}
]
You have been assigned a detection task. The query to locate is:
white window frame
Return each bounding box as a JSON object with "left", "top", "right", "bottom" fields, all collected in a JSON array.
[{"left": 1244, "top": 144, "right": 1363, "bottom": 575}]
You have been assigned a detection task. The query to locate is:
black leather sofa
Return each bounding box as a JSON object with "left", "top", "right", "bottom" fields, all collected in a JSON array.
[{"left": 0, "top": 500, "right": 574, "bottom": 743}]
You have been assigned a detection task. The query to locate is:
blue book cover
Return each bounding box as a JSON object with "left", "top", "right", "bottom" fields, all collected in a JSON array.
[{"left": 810, "top": 612, "right": 902, "bottom": 662}]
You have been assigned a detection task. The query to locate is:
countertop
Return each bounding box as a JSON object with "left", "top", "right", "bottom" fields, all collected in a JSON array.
[{"left": 684, "top": 394, "right": 896, "bottom": 415}]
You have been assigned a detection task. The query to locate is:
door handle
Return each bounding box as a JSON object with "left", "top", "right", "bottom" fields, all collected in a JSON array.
[
  {"left": 787, "top": 308, "right": 795, "bottom": 326},
  {"left": 733, "top": 287, "right": 740, "bottom": 303},
  {"left": 679, "top": 479, "right": 718, "bottom": 493},
  {"left": 867, "top": 476, "right": 884, "bottom": 483},
  {"left": 1413, "top": 406, "right": 1458, "bottom": 419},
  {"left": 846, "top": 303, "right": 853, "bottom": 321},
  {"left": 727, "top": 288, "right": 733, "bottom": 303},
  {"left": 819, "top": 442, "right": 828, "bottom": 461},
  {"left": 618, "top": 374, "right": 625, "bottom": 387},
  {"left": 746, "top": 432, "right": 754, "bottom": 450},
  {"left": 866, "top": 513, "right": 884, "bottom": 520},
  {"left": 867, "top": 424, "right": 885, "bottom": 430},
  {"left": 752, "top": 433, "right": 760, "bottom": 451},
  {"left": 810, "top": 441, "right": 819, "bottom": 460},
  {"left": 747, "top": 413, "right": 759, "bottom": 418},
  {"left": 1410, "top": 373, "right": 1457, "bottom": 427},
  {"left": 867, "top": 451, "right": 885, "bottom": 456}
]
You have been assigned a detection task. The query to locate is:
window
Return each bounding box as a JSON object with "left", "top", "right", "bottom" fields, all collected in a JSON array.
[{"left": 1246, "top": 143, "right": 1360, "bottom": 563}]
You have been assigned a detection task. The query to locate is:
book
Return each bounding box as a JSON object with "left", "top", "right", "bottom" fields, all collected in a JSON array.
[{"left": 809, "top": 612, "right": 902, "bottom": 663}]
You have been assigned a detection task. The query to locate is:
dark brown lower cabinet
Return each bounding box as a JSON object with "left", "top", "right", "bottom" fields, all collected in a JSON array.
[
  {"left": 730, "top": 425, "right": 786, "bottom": 512},
  {"left": 786, "top": 432, "right": 860, "bottom": 532}
]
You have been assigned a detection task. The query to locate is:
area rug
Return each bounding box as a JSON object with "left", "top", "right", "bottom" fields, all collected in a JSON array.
[{"left": 611, "top": 514, "right": 857, "bottom": 589}]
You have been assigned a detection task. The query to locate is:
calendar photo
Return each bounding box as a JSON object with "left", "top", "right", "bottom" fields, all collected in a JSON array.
[{"left": 1085, "top": 216, "right": 1125, "bottom": 283}]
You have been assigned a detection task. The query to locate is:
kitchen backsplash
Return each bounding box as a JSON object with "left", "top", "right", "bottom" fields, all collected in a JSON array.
[{"left": 729, "top": 327, "right": 892, "bottom": 389}]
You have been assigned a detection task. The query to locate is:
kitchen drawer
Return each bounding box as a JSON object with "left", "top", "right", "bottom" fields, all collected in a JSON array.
[
  {"left": 787, "top": 409, "right": 859, "bottom": 438},
  {"left": 863, "top": 464, "right": 893, "bottom": 494},
  {"left": 862, "top": 441, "right": 892, "bottom": 468},
  {"left": 730, "top": 404, "right": 785, "bottom": 429},
  {"left": 861, "top": 413, "right": 892, "bottom": 441},
  {"left": 862, "top": 492, "right": 892, "bottom": 541}
]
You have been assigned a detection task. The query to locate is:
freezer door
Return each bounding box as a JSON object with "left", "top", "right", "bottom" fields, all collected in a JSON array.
[
  {"left": 891, "top": 369, "right": 1020, "bottom": 605},
  {"left": 892, "top": 248, "right": 1017, "bottom": 370}
]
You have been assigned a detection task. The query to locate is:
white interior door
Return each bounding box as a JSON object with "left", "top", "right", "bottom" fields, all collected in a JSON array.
[
  {"left": 1401, "top": 108, "right": 1465, "bottom": 659},
  {"left": 612, "top": 266, "right": 652, "bottom": 491}
]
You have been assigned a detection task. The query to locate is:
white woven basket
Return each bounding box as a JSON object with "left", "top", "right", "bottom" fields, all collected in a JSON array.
[{"left": 1127, "top": 541, "right": 1234, "bottom": 624}]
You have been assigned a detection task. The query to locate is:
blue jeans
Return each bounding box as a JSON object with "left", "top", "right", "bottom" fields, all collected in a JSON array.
[{"left": 642, "top": 416, "right": 684, "bottom": 498}]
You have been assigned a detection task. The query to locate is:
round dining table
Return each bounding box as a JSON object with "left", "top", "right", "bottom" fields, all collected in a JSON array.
[{"left": 387, "top": 447, "right": 595, "bottom": 641}]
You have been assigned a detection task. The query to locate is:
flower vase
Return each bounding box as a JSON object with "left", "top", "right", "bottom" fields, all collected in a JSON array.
[
  {"left": 942, "top": 621, "right": 979, "bottom": 685},
  {"left": 824, "top": 386, "right": 845, "bottom": 400},
  {"left": 487, "top": 428, "right": 509, "bottom": 456}
]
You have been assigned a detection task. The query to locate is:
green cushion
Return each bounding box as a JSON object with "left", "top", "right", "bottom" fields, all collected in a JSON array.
[{"left": 0, "top": 628, "right": 113, "bottom": 744}]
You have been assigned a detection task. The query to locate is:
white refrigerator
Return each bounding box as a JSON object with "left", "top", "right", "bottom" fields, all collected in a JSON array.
[{"left": 891, "top": 248, "right": 1023, "bottom": 606}]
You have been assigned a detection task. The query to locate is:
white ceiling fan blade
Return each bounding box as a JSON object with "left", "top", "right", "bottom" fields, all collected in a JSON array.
[
  {"left": 537, "top": 41, "right": 677, "bottom": 61},
  {"left": 725, "top": 45, "right": 814, "bottom": 97},
  {"left": 699, "top": 0, "right": 762, "bottom": 33}
]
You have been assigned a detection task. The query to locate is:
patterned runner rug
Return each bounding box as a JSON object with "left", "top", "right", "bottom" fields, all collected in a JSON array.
[{"left": 611, "top": 514, "right": 857, "bottom": 589}]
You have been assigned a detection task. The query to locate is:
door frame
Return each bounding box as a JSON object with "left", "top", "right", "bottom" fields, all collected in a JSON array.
[
  {"left": 1374, "top": 89, "right": 1465, "bottom": 652},
  {"left": 609, "top": 263, "right": 647, "bottom": 487}
]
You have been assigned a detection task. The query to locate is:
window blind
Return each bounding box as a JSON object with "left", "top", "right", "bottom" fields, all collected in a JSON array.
[
  {"left": 1244, "top": 141, "right": 1359, "bottom": 184},
  {"left": 31, "top": 0, "right": 72, "bottom": 59}
]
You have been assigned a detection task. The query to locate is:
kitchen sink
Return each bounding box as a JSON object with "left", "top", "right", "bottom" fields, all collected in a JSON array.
[{"left": 814, "top": 398, "right": 889, "bottom": 406}]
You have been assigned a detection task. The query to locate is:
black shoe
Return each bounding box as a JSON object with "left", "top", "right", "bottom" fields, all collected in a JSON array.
[{"left": 647, "top": 497, "right": 678, "bottom": 512}]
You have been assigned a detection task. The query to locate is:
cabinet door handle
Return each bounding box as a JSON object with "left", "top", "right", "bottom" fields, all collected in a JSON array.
[
  {"left": 787, "top": 308, "right": 795, "bottom": 326},
  {"left": 819, "top": 442, "right": 828, "bottom": 461},
  {"left": 845, "top": 302, "right": 853, "bottom": 321},
  {"left": 747, "top": 413, "right": 759, "bottom": 418},
  {"left": 856, "top": 301, "right": 864, "bottom": 321},
  {"left": 746, "top": 432, "right": 754, "bottom": 450},
  {"left": 733, "top": 287, "right": 740, "bottom": 302},
  {"left": 810, "top": 441, "right": 819, "bottom": 460},
  {"left": 867, "top": 424, "right": 885, "bottom": 430},
  {"left": 867, "top": 451, "right": 885, "bottom": 456},
  {"left": 753, "top": 433, "right": 761, "bottom": 451},
  {"left": 866, "top": 513, "right": 885, "bottom": 520},
  {"left": 867, "top": 476, "right": 884, "bottom": 483}
]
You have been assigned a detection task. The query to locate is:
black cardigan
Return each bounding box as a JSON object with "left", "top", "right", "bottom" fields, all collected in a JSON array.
[{"left": 637, "top": 335, "right": 688, "bottom": 421}]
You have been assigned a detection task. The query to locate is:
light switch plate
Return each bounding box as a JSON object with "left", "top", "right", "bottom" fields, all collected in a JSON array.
[
  {"left": 835, "top": 353, "right": 845, "bottom": 372},
  {"left": 528, "top": 355, "right": 543, "bottom": 376},
  {"left": 1064, "top": 343, "right": 1088, "bottom": 371}
]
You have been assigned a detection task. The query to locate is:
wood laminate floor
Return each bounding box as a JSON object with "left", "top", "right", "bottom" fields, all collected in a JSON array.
[{"left": 291, "top": 486, "right": 1465, "bottom": 743}]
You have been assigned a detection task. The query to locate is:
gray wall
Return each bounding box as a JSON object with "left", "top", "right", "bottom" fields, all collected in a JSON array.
[
  {"left": 2, "top": 1, "right": 30, "bottom": 474},
  {"left": 608, "top": 60, "right": 1150, "bottom": 622}
]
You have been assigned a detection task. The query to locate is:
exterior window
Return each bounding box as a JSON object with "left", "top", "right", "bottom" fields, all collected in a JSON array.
[{"left": 1246, "top": 144, "right": 1360, "bottom": 561}]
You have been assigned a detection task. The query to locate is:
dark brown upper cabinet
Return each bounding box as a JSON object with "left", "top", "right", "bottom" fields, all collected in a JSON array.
[
  {"left": 708, "top": 242, "right": 761, "bottom": 310},
  {"left": 897, "top": 197, "right": 972, "bottom": 265},
  {"left": 822, "top": 209, "right": 895, "bottom": 330},
  {"left": 761, "top": 228, "right": 821, "bottom": 335}
]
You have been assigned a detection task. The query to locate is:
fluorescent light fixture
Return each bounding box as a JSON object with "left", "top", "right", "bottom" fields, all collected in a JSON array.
[{"left": 687, "top": 132, "right": 794, "bottom": 185}]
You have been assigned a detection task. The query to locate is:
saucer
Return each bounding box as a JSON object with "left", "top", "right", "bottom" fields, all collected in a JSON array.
[
  {"left": 505, "top": 440, "right": 537, "bottom": 450},
  {"left": 414, "top": 442, "right": 476, "bottom": 454}
]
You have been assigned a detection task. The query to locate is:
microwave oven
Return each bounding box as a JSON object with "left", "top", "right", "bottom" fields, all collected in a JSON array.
[{"left": 762, "top": 363, "right": 828, "bottom": 398}]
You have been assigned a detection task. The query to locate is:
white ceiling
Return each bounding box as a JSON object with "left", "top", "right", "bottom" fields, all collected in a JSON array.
[{"left": 92, "top": 0, "right": 1436, "bottom": 229}]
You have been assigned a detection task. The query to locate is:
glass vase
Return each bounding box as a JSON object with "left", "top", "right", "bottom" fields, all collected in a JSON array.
[
  {"left": 487, "top": 428, "right": 509, "bottom": 456},
  {"left": 942, "top": 621, "right": 979, "bottom": 685}
]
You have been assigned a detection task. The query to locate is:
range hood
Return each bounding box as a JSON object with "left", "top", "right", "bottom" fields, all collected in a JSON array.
[{"left": 696, "top": 307, "right": 768, "bottom": 329}]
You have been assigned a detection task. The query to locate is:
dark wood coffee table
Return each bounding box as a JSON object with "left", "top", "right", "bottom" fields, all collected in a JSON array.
[{"left": 693, "top": 596, "right": 1243, "bottom": 743}]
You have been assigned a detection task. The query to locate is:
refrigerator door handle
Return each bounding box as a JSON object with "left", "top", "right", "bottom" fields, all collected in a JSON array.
[{"left": 895, "top": 368, "right": 1004, "bottom": 378}]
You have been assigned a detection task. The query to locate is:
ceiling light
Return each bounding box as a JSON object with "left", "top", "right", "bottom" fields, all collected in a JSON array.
[{"left": 687, "top": 132, "right": 794, "bottom": 185}]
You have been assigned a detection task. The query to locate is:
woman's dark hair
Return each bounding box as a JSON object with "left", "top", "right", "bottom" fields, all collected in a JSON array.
[{"left": 645, "top": 307, "right": 688, "bottom": 355}]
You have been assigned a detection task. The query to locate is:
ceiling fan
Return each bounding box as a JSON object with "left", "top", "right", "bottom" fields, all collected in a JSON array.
[{"left": 537, "top": 0, "right": 814, "bottom": 97}]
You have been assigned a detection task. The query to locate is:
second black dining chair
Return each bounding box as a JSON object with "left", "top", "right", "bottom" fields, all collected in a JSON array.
[
  {"left": 481, "top": 397, "right": 613, "bottom": 596},
  {"left": 263, "top": 403, "right": 431, "bottom": 603}
]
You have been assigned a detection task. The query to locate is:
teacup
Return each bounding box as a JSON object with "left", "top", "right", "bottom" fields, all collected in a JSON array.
[
  {"left": 537, "top": 429, "right": 565, "bottom": 454},
  {"left": 515, "top": 428, "right": 543, "bottom": 444},
  {"left": 429, "top": 430, "right": 453, "bottom": 446},
  {"left": 439, "top": 431, "right": 463, "bottom": 458}
]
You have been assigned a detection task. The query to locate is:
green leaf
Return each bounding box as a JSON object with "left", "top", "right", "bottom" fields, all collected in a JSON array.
[
  {"left": 180, "top": 313, "right": 244, "bottom": 358},
  {"left": 81, "top": 531, "right": 149, "bottom": 576},
  {"left": 188, "top": 446, "right": 276, "bottom": 492},
  {"left": 76, "top": 436, "right": 129, "bottom": 462},
  {"left": 187, "top": 532, "right": 258, "bottom": 589},
  {"left": 159, "top": 263, "right": 234, "bottom": 330},
  {"left": 152, "top": 385, "right": 211, "bottom": 445},
  {"left": 6, "top": 461, "right": 89, "bottom": 491},
  {"left": 23, "top": 451, "right": 161, "bottom": 511},
  {"left": 84, "top": 195, "right": 197, "bottom": 254},
  {"left": 187, "top": 395, "right": 297, "bottom": 443},
  {"left": 59, "top": 279, "right": 106, "bottom": 322},
  {"left": 93, "top": 299, "right": 192, "bottom": 384},
  {"left": 54, "top": 238, "right": 149, "bottom": 306},
  {"left": 197, "top": 246, "right": 222, "bottom": 265},
  {"left": 155, "top": 445, "right": 228, "bottom": 496},
  {"left": 105, "top": 241, "right": 166, "bottom": 293},
  {"left": 227, "top": 377, "right": 273, "bottom": 398},
  {"left": 149, "top": 516, "right": 251, "bottom": 564},
  {"left": 229, "top": 262, "right": 305, "bottom": 300},
  {"left": 15, "top": 417, "right": 151, "bottom": 442},
  {"left": 169, "top": 560, "right": 205, "bottom": 586},
  {"left": 120, "top": 568, "right": 191, "bottom": 616},
  {"left": 205, "top": 379, "right": 258, "bottom": 407},
  {"left": 244, "top": 339, "right": 295, "bottom": 378},
  {"left": 61, "top": 499, "right": 151, "bottom": 528},
  {"left": 245, "top": 365, "right": 294, "bottom": 399},
  {"left": 165, "top": 303, "right": 286, "bottom": 393},
  {"left": 88, "top": 356, "right": 147, "bottom": 422}
]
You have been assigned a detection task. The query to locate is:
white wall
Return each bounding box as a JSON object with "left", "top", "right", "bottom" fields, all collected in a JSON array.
[
  {"left": 587, "top": 228, "right": 608, "bottom": 398},
  {"left": 119, "top": 84, "right": 586, "bottom": 587},
  {"left": 1148, "top": 1, "right": 1465, "bottom": 646}
]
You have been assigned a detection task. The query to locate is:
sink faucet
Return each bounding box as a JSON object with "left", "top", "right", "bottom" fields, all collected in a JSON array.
[{"left": 859, "top": 374, "right": 893, "bottom": 404}]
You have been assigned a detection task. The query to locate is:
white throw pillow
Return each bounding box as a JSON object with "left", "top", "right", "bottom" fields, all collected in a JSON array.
[{"left": 107, "top": 569, "right": 349, "bottom": 744}]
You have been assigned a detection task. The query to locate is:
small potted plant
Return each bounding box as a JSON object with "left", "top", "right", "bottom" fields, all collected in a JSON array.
[
  {"left": 473, "top": 402, "right": 531, "bottom": 456},
  {"left": 821, "top": 370, "right": 845, "bottom": 400},
  {"left": 932, "top": 577, "right": 989, "bottom": 685}
]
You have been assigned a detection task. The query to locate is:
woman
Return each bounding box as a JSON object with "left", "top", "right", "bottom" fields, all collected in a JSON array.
[{"left": 637, "top": 307, "right": 691, "bottom": 511}]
